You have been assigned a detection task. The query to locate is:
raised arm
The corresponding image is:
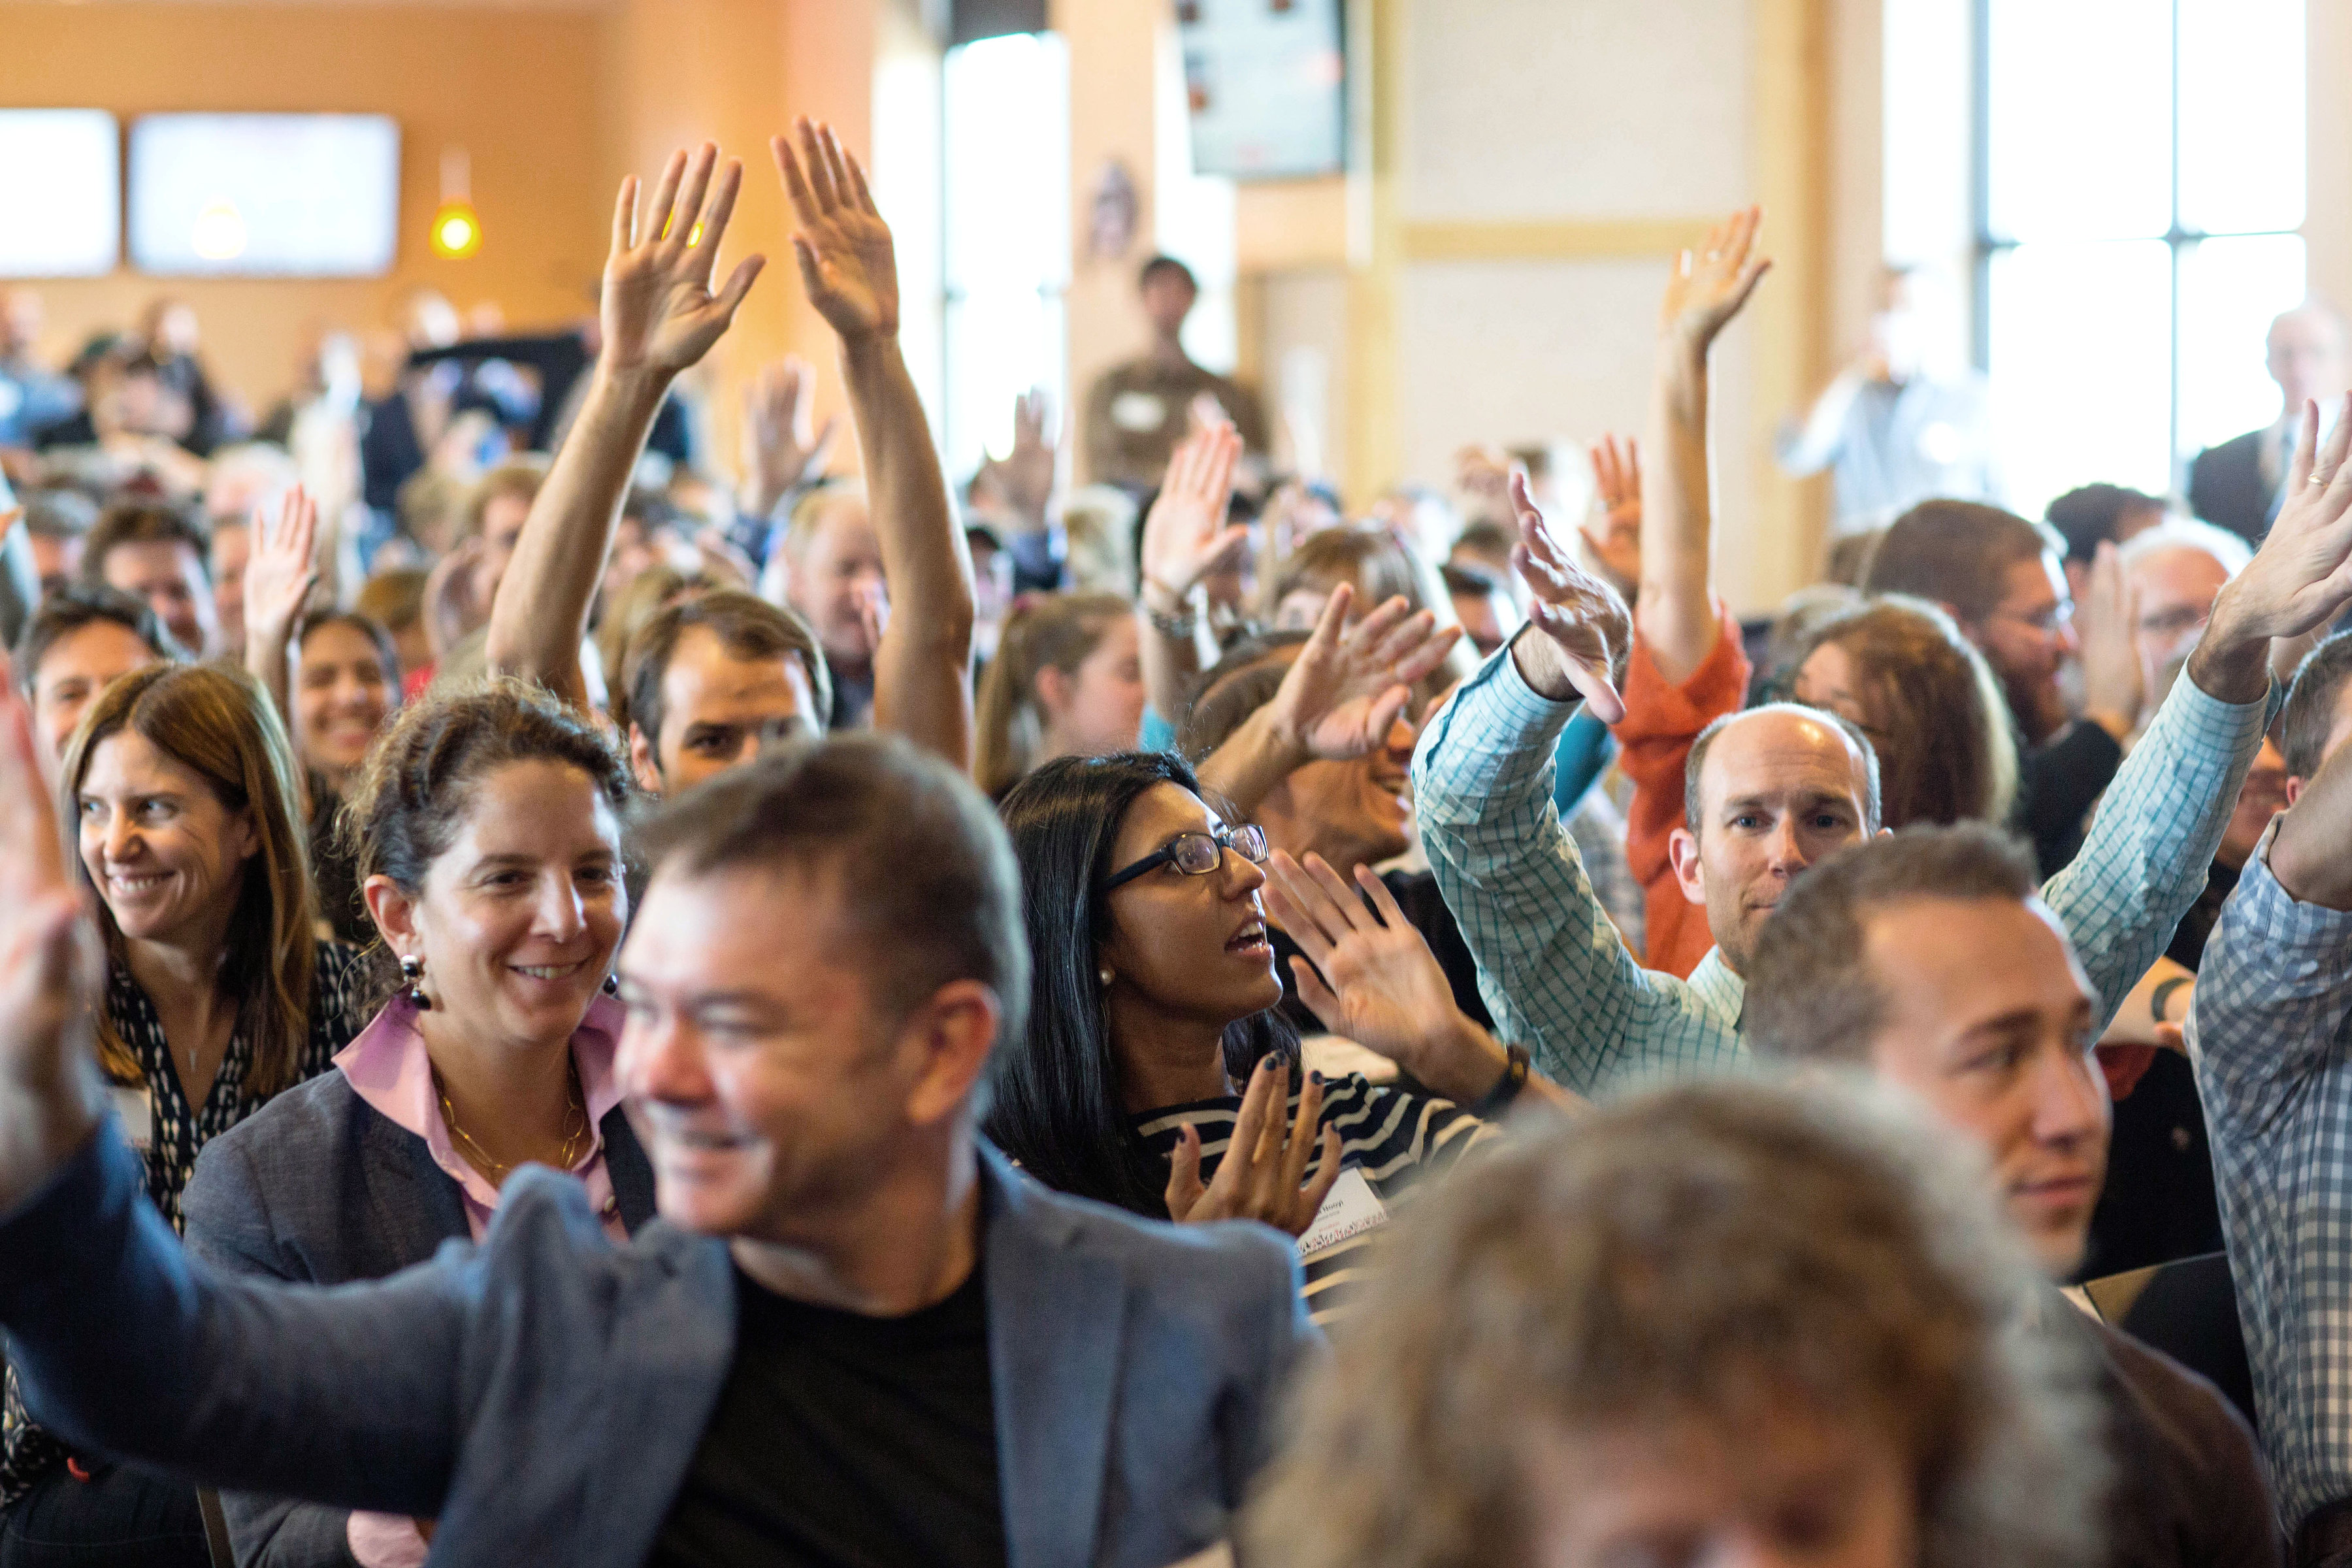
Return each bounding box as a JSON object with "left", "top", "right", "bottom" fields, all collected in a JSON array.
[
  {"left": 1639, "top": 207, "right": 1769, "bottom": 684},
  {"left": 2049, "top": 393, "right": 2352, "bottom": 1020},
  {"left": 1413, "top": 482, "right": 1740, "bottom": 1094},
  {"left": 775, "top": 118, "right": 974, "bottom": 766},
  {"left": 242, "top": 485, "right": 320, "bottom": 730},
  {"left": 1138, "top": 423, "right": 1250, "bottom": 728},
  {"left": 486, "top": 144, "right": 764, "bottom": 709}
]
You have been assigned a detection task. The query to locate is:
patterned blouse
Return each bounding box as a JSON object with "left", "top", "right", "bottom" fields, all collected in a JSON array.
[{"left": 0, "top": 939, "right": 370, "bottom": 1510}]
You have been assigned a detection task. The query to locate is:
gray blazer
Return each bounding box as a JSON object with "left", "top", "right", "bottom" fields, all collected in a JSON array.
[
  {"left": 5, "top": 1124, "right": 1314, "bottom": 1568},
  {"left": 182, "top": 1069, "right": 659, "bottom": 1567}
]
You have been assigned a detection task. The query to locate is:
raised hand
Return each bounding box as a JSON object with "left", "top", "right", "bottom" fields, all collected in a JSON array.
[
  {"left": 2202, "top": 395, "right": 2352, "bottom": 676},
  {"left": 2074, "top": 540, "right": 2144, "bottom": 738},
  {"left": 602, "top": 143, "right": 765, "bottom": 377},
  {"left": 1141, "top": 422, "right": 1250, "bottom": 602},
  {"left": 0, "top": 660, "right": 105, "bottom": 1201},
  {"left": 1264, "top": 583, "right": 1462, "bottom": 761},
  {"left": 1659, "top": 205, "right": 1771, "bottom": 355},
  {"left": 1509, "top": 472, "right": 1631, "bottom": 721},
  {"left": 243, "top": 486, "right": 319, "bottom": 653},
  {"left": 985, "top": 389, "right": 1058, "bottom": 523},
  {"left": 1263, "top": 851, "right": 1486, "bottom": 1075},
  {"left": 740, "top": 357, "right": 838, "bottom": 515},
  {"left": 1164, "top": 1056, "right": 1343, "bottom": 1235},
  {"left": 773, "top": 118, "right": 898, "bottom": 341},
  {"left": 1582, "top": 434, "right": 1642, "bottom": 593}
]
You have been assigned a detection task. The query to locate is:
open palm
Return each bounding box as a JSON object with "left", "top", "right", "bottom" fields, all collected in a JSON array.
[
  {"left": 774, "top": 118, "right": 899, "bottom": 340},
  {"left": 1141, "top": 422, "right": 1249, "bottom": 597},
  {"left": 243, "top": 486, "right": 319, "bottom": 648},
  {"left": 603, "top": 143, "right": 764, "bottom": 376},
  {"left": 1266, "top": 583, "right": 1462, "bottom": 760},
  {"left": 1659, "top": 205, "right": 1770, "bottom": 353},
  {"left": 1264, "top": 852, "right": 1462, "bottom": 1067}
]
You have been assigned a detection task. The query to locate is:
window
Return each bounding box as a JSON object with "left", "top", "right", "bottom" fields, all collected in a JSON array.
[
  {"left": 1978, "top": 0, "right": 2306, "bottom": 519},
  {"left": 941, "top": 31, "right": 1070, "bottom": 482},
  {"left": 0, "top": 110, "right": 119, "bottom": 278}
]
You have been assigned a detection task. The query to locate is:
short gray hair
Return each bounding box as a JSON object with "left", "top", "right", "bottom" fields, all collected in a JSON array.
[{"left": 2115, "top": 515, "right": 2252, "bottom": 581}]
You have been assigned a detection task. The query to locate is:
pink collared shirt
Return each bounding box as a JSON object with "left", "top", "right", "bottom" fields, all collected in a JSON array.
[
  {"left": 336, "top": 992, "right": 632, "bottom": 1568},
  {"left": 333, "top": 991, "right": 633, "bottom": 1244}
]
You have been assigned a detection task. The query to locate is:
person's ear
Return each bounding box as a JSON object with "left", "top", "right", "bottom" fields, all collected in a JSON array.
[
  {"left": 1667, "top": 826, "right": 1707, "bottom": 907},
  {"left": 361, "top": 873, "right": 420, "bottom": 957},
  {"left": 898, "top": 979, "right": 1002, "bottom": 1128},
  {"left": 2287, "top": 775, "right": 2306, "bottom": 808},
  {"left": 229, "top": 806, "right": 261, "bottom": 865},
  {"left": 1033, "top": 664, "right": 1073, "bottom": 721},
  {"left": 628, "top": 723, "right": 663, "bottom": 794}
]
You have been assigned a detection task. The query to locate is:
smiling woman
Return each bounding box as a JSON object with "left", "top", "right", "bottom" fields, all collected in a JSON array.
[
  {"left": 3, "top": 661, "right": 370, "bottom": 1559},
  {"left": 180, "top": 676, "right": 655, "bottom": 1568}
]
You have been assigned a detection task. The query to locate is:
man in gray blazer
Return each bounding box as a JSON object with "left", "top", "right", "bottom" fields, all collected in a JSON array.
[{"left": 0, "top": 721, "right": 1315, "bottom": 1568}]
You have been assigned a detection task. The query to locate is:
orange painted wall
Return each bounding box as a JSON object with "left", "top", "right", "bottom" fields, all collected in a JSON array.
[{"left": 1, "top": 2, "right": 610, "bottom": 418}]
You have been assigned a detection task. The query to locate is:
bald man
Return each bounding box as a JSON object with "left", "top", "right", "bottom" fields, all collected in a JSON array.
[
  {"left": 1408, "top": 450, "right": 2350, "bottom": 1092},
  {"left": 2190, "top": 301, "right": 2349, "bottom": 545}
]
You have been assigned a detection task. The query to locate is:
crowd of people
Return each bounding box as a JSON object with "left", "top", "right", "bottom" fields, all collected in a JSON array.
[{"left": 0, "top": 115, "right": 2348, "bottom": 1568}]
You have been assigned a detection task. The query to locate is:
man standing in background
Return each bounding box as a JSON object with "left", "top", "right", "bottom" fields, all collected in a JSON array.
[
  {"left": 1778, "top": 264, "right": 2002, "bottom": 534},
  {"left": 1083, "top": 255, "right": 1267, "bottom": 493},
  {"left": 2190, "top": 300, "right": 2348, "bottom": 546}
]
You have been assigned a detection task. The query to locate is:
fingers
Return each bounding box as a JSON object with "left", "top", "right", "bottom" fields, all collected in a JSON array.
[
  {"left": 1299, "top": 853, "right": 1377, "bottom": 931},
  {"left": 2288, "top": 399, "right": 2320, "bottom": 491},
  {"left": 687, "top": 158, "right": 746, "bottom": 282},
  {"left": 643, "top": 148, "right": 691, "bottom": 255},
  {"left": 1278, "top": 1070, "right": 1326, "bottom": 1196},
  {"left": 712, "top": 254, "right": 766, "bottom": 319},
  {"left": 817, "top": 125, "right": 855, "bottom": 211},
  {"left": 1360, "top": 685, "right": 1411, "bottom": 748},
  {"left": 1343, "top": 593, "right": 1415, "bottom": 661},
  {"left": 772, "top": 133, "right": 817, "bottom": 227},
  {"left": 664, "top": 143, "right": 719, "bottom": 252},
  {"left": 0, "top": 678, "right": 63, "bottom": 890},
  {"left": 2319, "top": 392, "right": 2352, "bottom": 496},
  {"left": 1197, "top": 422, "right": 1241, "bottom": 512},
  {"left": 1389, "top": 623, "right": 1464, "bottom": 688},
  {"left": 1298, "top": 1124, "right": 1345, "bottom": 1220},
  {"left": 801, "top": 119, "right": 841, "bottom": 212},
  {"left": 842, "top": 144, "right": 879, "bottom": 217},
  {"left": 1302, "top": 580, "right": 1354, "bottom": 660},
  {"left": 1164, "top": 1123, "right": 1206, "bottom": 1218},
  {"left": 1265, "top": 851, "right": 1350, "bottom": 947},
  {"left": 1290, "top": 959, "right": 1347, "bottom": 1036},
  {"left": 1356, "top": 861, "right": 1409, "bottom": 929},
  {"left": 611, "top": 174, "right": 640, "bottom": 254},
  {"left": 1226, "top": 1057, "right": 1277, "bottom": 1175}
]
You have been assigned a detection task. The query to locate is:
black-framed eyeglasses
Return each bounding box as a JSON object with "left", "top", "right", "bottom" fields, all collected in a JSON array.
[{"left": 1100, "top": 825, "right": 1269, "bottom": 893}]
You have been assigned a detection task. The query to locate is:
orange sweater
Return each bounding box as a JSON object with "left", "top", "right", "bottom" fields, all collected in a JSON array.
[{"left": 1612, "top": 603, "right": 1750, "bottom": 979}]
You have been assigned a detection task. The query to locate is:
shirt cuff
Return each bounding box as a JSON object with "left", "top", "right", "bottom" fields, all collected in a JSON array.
[{"left": 1411, "top": 632, "right": 1583, "bottom": 816}]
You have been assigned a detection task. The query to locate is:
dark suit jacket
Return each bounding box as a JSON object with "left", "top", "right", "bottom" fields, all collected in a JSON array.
[
  {"left": 2189, "top": 430, "right": 2276, "bottom": 547},
  {"left": 182, "top": 1070, "right": 657, "bottom": 1567},
  {"left": 5, "top": 1123, "right": 1313, "bottom": 1568}
]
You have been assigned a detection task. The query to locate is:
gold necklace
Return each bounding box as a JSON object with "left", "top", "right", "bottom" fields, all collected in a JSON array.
[{"left": 434, "top": 1060, "right": 588, "bottom": 1182}]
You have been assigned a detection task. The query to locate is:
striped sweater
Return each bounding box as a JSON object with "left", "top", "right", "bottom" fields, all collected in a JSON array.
[{"left": 1132, "top": 1073, "right": 1495, "bottom": 1327}]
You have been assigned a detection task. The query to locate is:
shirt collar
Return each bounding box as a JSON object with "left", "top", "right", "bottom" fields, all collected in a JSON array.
[
  {"left": 1687, "top": 947, "right": 1747, "bottom": 1029},
  {"left": 336, "top": 992, "right": 628, "bottom": 1166}
]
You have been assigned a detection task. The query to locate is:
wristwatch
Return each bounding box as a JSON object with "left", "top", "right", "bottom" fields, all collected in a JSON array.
[{"left": 1471, "top": 1044, "right": 1531, "bottom": 1119}]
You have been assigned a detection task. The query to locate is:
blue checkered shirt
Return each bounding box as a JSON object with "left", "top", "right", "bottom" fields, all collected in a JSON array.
[
  {"left": 2190, "top": 827, "right": 2352, "bottom": 1534},
  {"left": 1414, "top": 636, "right": 2278, "bottom": 1096}
]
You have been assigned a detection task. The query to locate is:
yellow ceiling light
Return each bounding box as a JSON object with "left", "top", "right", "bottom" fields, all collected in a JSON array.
[{"left": 429, "top": 146, "right": 481, "bottom": 260}]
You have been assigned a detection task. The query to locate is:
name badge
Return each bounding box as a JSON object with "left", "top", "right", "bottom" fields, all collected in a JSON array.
[
  {"left": 1110, "top": 390, "right": 1168, "bottom": 433},
  {"left": 110, "top": 1085, "right": 155, "bottom": 1151},
  {"left": 1298, "top": 1166, "right": 1388, "bottom": 1260}
]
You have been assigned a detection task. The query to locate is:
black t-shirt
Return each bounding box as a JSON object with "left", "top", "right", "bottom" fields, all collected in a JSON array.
[{"left": 647, "top": 1265, "right": 1006, "bottom": 1568}]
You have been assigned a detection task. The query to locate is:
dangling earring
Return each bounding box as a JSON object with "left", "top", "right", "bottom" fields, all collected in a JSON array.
[
  {"left": 400, "top": 955, "right": 433, "bottom": 1011},
  {"left": 1098, "top": 964, "right": 1115, "bottom": 988}
]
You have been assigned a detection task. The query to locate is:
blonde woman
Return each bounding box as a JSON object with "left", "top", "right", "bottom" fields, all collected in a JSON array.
[{"left": 973, "top": 592, "right": 1145, "bottom": 799}]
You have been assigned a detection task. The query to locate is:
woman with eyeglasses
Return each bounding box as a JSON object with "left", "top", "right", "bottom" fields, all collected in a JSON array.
[{"left": 987, "top": 751, "right": 1505, "bottom": 1326}]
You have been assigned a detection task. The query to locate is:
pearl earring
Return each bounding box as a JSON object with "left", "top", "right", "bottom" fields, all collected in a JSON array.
[
  {"left": 1098, "top": 964, "right": 1115, "bottom": 988},
  {"left": 400, "top": 955, "right": 432, "bottom": 1011}
]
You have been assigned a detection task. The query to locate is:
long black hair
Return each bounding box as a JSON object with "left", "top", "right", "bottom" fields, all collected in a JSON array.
[{"left": 988, "top": 751, "right": 1296, "bottom": 1217}]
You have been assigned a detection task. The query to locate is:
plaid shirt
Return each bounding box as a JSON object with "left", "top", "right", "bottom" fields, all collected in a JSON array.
[
  {"left": 2189, "top": 826, "right": 2352, "bottom": 1533},
  {"left": 1414, "top": 636, "right": 2277, "bottom": 1096}
]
